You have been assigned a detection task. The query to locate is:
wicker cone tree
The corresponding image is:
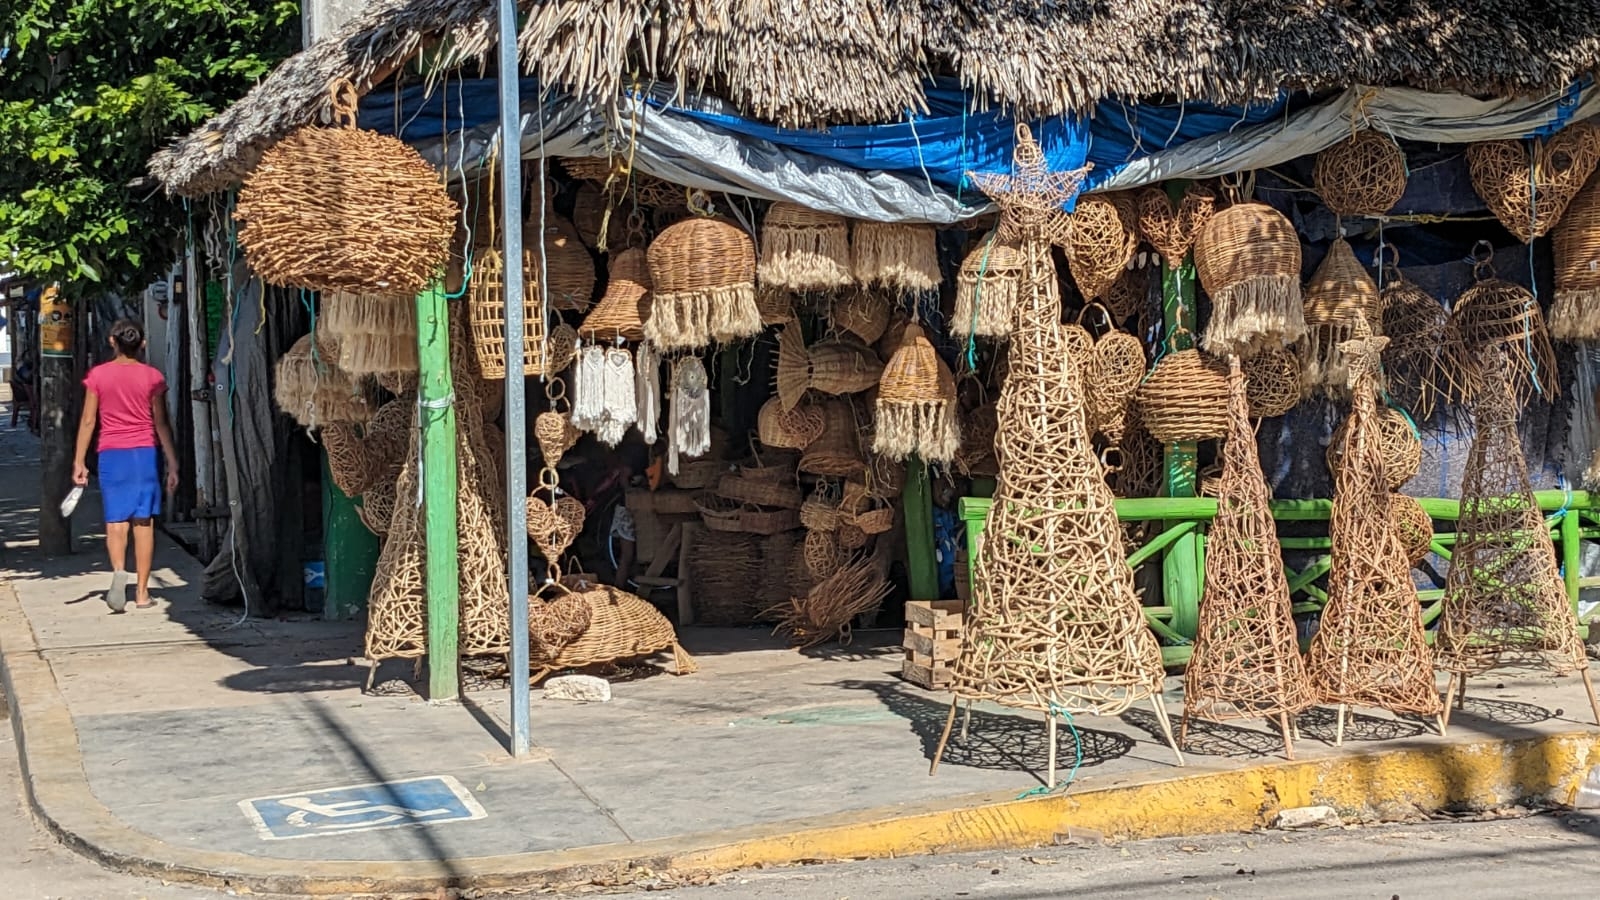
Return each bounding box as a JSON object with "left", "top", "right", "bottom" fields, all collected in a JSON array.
[
  {"left": 1182, "top": 358, "right": 1316, "bottom": 758},
  {"left": 1435, "top": 351, "right": 1600, "bottom": 727},
  {"left": 1306, "top": 330, "right": 1443, "bottom": 742},
  {"left": 931, "top": 125, "right": 1183, "bottom": 788}
]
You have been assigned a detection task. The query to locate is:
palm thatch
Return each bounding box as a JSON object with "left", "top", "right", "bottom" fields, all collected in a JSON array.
[{"left": 152, "top": 0, "right": 1600, "bottom": 196}]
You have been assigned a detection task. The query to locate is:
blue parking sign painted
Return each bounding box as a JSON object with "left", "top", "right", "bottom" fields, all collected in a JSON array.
[{"left": 239, "top": 775, "right": 486, "bottom": 840}]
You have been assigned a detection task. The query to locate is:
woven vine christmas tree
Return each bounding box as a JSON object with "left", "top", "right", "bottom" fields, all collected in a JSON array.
[
  {"left": 1182, "top": 358, "right": 1315, "bottom": 759},
  {"left": 1436, "top": 350, "right": 1600, "bottom": 727},
  {"left": 1306, "top": 330, "right": 1442, "bottom": 742},
  {"left": 931, "top": 125, "right": 1183, "bottom": 787}
]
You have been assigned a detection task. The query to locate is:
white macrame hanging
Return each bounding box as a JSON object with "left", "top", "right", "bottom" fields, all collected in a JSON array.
[
  {"left": 570, "top": 342, "right": 606, "bottom": 433},
  {"left": 594, "top": 346, "right": 638, "bottom": 447},
  {"left": 668, "top": 356, "right": 711, "bottom": 476},
  {"left": 635, "top": 341, "right": 661, "bottom": 443}
]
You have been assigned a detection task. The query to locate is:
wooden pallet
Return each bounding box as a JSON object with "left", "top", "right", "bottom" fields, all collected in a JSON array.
[{"left": 900, "top": 599, "right": 965, "bottom": 689}]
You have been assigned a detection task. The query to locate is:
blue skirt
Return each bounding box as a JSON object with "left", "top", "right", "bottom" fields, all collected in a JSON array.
[{"left": 99, "top": 447, "right": 161, "bottom": 522}]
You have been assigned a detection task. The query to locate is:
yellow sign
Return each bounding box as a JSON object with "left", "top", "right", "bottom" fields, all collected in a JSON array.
[{"left": 39, "top": 285, "right": 72, "bottom": 358}]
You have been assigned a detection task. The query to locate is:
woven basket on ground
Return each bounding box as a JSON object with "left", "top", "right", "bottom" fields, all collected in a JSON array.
[
  {"left": 1067, "top": 192, "right": 1138, "bottom": 300},
  {"left": 234, "top": 88, "right": 456, "bottom": 294},
  {"left": 851, "top": 222, "right": 939, "bottom": 293},
  {"left": 579, "top": 247, "right": 651, "bottom": 342},
  {"left": 1135, "top": 349, "right": 1229, "bottom": 442},
  {"left": 1243, "top": 345, "right": 1301, "bottom": 418},
  {"left": 1195, "top": 202, "right": 1305, "bottom": 357},
  {"left": 688, "top": 532, "right": 764, "bottom": 624},
  {"left": 759, "top": 203, "right": 853, "bottom": 291},
  {"left": 716, "top": 472, "right": 804, "bottom": 510},
  {"left": 1327, "top": 405, "right": 1422, "bottom": 489},
  {"left": 1390, "top": 493, "right": 1434, "bottom": 565},
  {"left": 531, "top": 580, "right": 696, "bottom": 678},
  {"left": 1135, "top": 183, "right": 1215, "bottom": 266},
  {"left": 1467, "top": 123, "right": 1600, "bottom": 242},
  {"left": 1300, "top": 239, "right": 1381, "bottom": 398},
  {"left": 644, "top": 216, "right": 760, "bottom": 350},
  {"left": 831, "top": 289, "right": 891, "bottom": 344},
  {"left": 800, "top": 400, "right": 866, "bottom": 477},
  {"left": 954, "top": 231, "right": 1025, "bottom": 338},
  {"left": 874, "top": 323, "right": 960, "bottom": 464},
  {"left": 1551, "top": 170, "right": 1600, "bottom": 341},
  {"left": 808, "top": 337, "right": 886, "bottom": 395},
  {"left": 1313, "top": 131, "right": 1407, "bottom": 218}
]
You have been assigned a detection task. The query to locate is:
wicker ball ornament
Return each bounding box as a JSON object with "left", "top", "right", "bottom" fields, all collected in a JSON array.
[
  {"left": 1313, "top": 131, "right": 1407, "bottom": 218},
  {"left": 1135, "top": 349, "right": 1230, "bottom": 442},
  {"left": 644, "top": 216, "right": 760, "bottom": 350},
  {"left": 1066, "top": 193, "right": 1138, "bottom": 300},
  {"left": 1327, "top": 406, "right": 1422, "bottom": 489},
  {"left": 1243, "top": 345, "right": 1301, "bottom": 417},
  {"left": 1389, "top": 493, "right": 1434, "bottom": 565}
]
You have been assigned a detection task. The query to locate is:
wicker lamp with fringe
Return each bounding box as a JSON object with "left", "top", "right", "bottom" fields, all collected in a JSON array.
[
  {"left": 874, "top": 323, "right": 960, "bottom": 464},
  {"left": 954, "top": 231, "right": 1025, "bottom": 339},
  {"left": 1194, "top": 202, "right": 1305, "bottom": 358},
  {"left": 320, "top": 291, "right": 418, "bottom": 376},
  {"left": 579, "top": 248, "right": 651, "bottom": 343},
  {"left": 1135, "top": 348, "right": 1230, "bottom": 442},
  {"left": 851, "top": 222, "right": 939, "bottom": 293},
  {"left": 1313, "top": 131, "right": 1407, "bottom": 218},
  {"left": 1467, "top": 122, "right": 1600, "bottom": 243},
  {"left": 645, "top": 216, "right": 760, "bottom": 350},
  {"left": 831, "top": 289, "right": 891, "bottom": 344},
  {"left": 1300, "top": 239, "right": 1381, "bottom": 398},
  {"left": 274, "top": 334, "right": 374, "bottom": 429},
  {"left": 759, "top": 203, "right": 853, "bottom": 290},
  {"left": 1066, "top": 192, "right": 1138, "bottom": 300},
  {"left": 1135, "top": 183, "right": 1215, "bottom": 266},
  {"left": 1551, "top": 171, "right": 1600, "bottom": 341}
]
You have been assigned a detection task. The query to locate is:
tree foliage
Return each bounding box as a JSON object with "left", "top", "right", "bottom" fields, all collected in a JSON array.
[{"left": 0, "top": 0, "right": 299, "bottom": 293}]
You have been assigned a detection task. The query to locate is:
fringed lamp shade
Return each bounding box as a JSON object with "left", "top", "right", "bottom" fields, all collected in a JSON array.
[
  {"left": 1300, "top": 239, "right": 1381, "bottom": 398},
  {"left": 953, "top": 231, "right": 1025, "bottom": 338},
  {"left": 644, "top": 217, "right": 760, "bottom": 350},
  {"left": 1551, "top": 172, "right": 1600, "bottom": 341},
  {"left": 851, "top": 222, "right": 940, "bottom": 293},
  {"left": 1194, "top": 202, "right": 1305, "bottom": 358},
  {"left": 873, "top": 323, "right": 960, "bottom": 464},
  {"left": 759, "top": 203, "right": 853, "bottom": 291}
]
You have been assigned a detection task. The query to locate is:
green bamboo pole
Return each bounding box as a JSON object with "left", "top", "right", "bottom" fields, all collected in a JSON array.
[
  {"left": 416, "top": 283, "right": 460, "bottom": 701},
  {"left": 1160, "top": 182, "right": 1201, "bottom": 642},
  {"left": 904, "top": 457, "right": 940, "bottom": 600},
  {"left": 321, "top": 454, "right": 378, "bottom": 621}
]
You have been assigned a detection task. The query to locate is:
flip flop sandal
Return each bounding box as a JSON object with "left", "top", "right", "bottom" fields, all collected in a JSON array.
[
  {"left": 134, "top": 597, "right": 156, "bottom": 610},
  {"left": 105, "top": 571, "right": 129, "bottom": 614}
]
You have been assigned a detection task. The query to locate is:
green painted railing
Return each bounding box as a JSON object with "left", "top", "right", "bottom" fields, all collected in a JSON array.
[{"left": 959, "top": 490, "right": 1600, "bottom": 668}]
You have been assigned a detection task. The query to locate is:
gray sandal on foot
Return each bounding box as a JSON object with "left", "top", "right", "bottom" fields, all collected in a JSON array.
[{"left": 105, "top": 571, "right": 129, "bottom": 614}]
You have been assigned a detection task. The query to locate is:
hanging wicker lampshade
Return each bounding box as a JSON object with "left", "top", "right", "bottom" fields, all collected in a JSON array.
[
  {"left": 1313, "top": 131, "right": 1407, "bottom": 218},
  {"left": 953, "top": 231, "right": 1025, "bottom": 338},
  {"left": 851, "top": 222, "right": 939, "bottom": 293},
  {"left": 579, "top": 248, "right": 652, "bottom": 343},
  {"left": 759, "top": 203, "right": 853, "bottom": 291},
  {"left": 1194, "top": 202, "right": 1305, "bottom": 358},
  {"left": 1443, "top": 248, "right": 1560, "bottom": 406},
  {"left": 873, "top": 323, "right": 960, "bottom": 464},
  {"left": 1134, "top": 349, "right": 1230, "bottom": 442},
  {"left": 528, "top": 210, "right": 596, "bottom": 312},
  {"left": 1551, "top": 171, "right": 1600, "bottom": 341},
  {"left": 1300, "top": 239, "right": 1381, "bottom": 398},
  {"left": 831, "top": 289, "right": 892, "bottom": 344},
  {"left": 644, "top": 217, "right": 760, "bottom": 350},
  {"left": 1066, "top": 192, "right": 1138, "bottom": 300},
  {"left": 1467, "top": 122, "right": 1600, "bottom": 243},
  {"left": 274, "top": 333, "right": 375, "bottom": 429},
  {"left": 1135, "top": 183, "right": 1215, "bottom": 266},
  {"left": 319, "top": 291, "right": 418, "bottom": 376},
  {"left": 468, "top": 247, "right": 576, "bottom": 380},
  {"left": 570, "top": 181, "right": 627, "bottom": 253},
  {"left": 234, "top": 87, "right": 457, "bottom": 294}
]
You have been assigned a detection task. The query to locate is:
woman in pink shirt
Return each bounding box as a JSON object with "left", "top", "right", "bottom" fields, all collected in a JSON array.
[{"left": 72, "top": 319, "right": 180, "bottom": 612}]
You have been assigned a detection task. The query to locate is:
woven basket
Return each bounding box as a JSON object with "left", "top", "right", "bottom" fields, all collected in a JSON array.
[
  {"left": 1067, "top": 192, "right": 1138, "bottom": 300},
  {"left": 1194, "top": 202, "right": 1305, "bottom": 357},
  {"left": 644, "top": 216, "right": 759, "bottom": 350},
  {"left": 759, "top": 203, "right": 853, "bottom": 291},
  {"left": 1551, "top": 171, "right": 1600, "bottom": 340},
  {"left": 1135, "top": 349, "right": 1229, "bottom": 442},
  {"left": 1468, "top": 122, "right": 1600, "bottom": 242},
  {"left": 758, "top": 397, "right": 825, "bottom": 449},
  {"left": 808, "top": 337, "right": 885, "bottom": 395},
  {"left": 837, "top": 523, "right": 870, "bottom": 551},
  {"left": 1313, "top": 131, "right": 1407, "bottom": 218},
  {"left": 695, "top": 492, "right": 746, "bottom": 532},
  {"left": 235, "top": 92, "right": 456, "bottom": 294},
  {"left": 800, "top": 492, "right": 842, "bottom": 531},
  {"left": 953, "top": 231, "right": 1025, "bottom": 339},
  {"left": 852, "top": 506, "right": 895, "bottom": 535},
  {"left": 804, "top": 528, "right": 844, "bottom": 578},
  {"left": 831, "top": 289, "right": 892, "bottom": 344},
  {"left": 1328, "top": 406, "right": 1422, "bottom": 489},
  {"left": 851, "top": 222, "right": 939, "bottom": 293},
  {"left": 737, "top": 506, "right": 802, "bottom": 535},
  {"left": 716, "top": 473, "right": 804, "bottom": 509},
  {"left": 1243, "top": 345, "right": 1301, "bottom": 418},
  {"left": 1390, "top": 492, "right": 1434, "bottom": 565},
  {"left": 800, "top": 400, "right": 866, "bottom": 477},
  {"left": 756, "top": 286, "right": 796, "bottom": 326},
  {"left": 579, "top": 247, "right": 651, "bottom": 342},
  {"left": 1135, "top": 183, "right": 1215, "bottom": 266},
  {"left": 531, "top": 582, "right": 695, "bottom": 676},
  {"left": 469, "top": 247, "right": 549, "bottom": 380},
  {"left": 670, "top": 458, "right": 726, "bottom": 491}
]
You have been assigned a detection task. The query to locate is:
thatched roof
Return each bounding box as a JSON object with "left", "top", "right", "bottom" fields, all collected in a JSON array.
[{"left": 151, "top": 0, "right": 1600, "bottom": 196}]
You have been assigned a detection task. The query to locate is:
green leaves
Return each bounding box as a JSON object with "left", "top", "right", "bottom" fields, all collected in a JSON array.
[{"left": 0, "top": 0, "right": 299, "bottom": 293}]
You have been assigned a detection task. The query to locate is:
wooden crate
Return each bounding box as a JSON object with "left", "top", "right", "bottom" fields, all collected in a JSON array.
[{"left": 900, "top": 599, "right": 965, "bottom": 689}]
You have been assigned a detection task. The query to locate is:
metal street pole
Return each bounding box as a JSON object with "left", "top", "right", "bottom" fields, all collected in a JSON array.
[{"left": 495, "top": 0, "right": 532, "bottom": 757}]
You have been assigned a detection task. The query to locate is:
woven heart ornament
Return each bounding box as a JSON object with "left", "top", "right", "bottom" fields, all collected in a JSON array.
[
  {"left": 527, "top": 496, "right": 578, "bottom": 559},
  {"left": 1468, "top": 123, "right": 1600, "bottom": 242},
  {"left": 534, "top": 411, "right": 582, "bottom": 466}
]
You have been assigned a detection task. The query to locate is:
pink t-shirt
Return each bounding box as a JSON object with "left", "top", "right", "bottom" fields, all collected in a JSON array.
[{"left": 84, "top": 362, "right": 166, "bottom": 451}]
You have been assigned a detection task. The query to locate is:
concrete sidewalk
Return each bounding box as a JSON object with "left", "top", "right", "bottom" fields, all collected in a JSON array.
[{"left": 3, "top": 442, "right": 1600, "bottom": 895}]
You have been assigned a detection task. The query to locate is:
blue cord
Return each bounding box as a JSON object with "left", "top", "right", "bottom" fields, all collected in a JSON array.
[
  {"left": 965, "top": 229, "right": 997, "bottom": 370},
  {"left": 1016, "top": 703, "right": 1084, "bottom": 799}
]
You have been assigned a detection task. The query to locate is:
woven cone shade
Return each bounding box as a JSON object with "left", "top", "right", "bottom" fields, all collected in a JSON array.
[
  {"left": 775, "top": 325, "right": 810, "bottom": 410},
  {"left": 579, "top": 248, "right": 651, "bottom": 342},
  {"left": 953, "top": 231, "right": 1025, "bottom": 338},
  {"left": 1301, "top": 239, "right": 1381, "bottom": 398},
  {"left": 851, "top": 222, "right": 939, "bottom": 293},
  {"left": 1195, "top": 202, "right": 1305, "bottom": 358},
  {"left": 1443, "top": 268, "right": 1559, "bottom": 407},
  {"left": 1468, "top": 123, "right": 1600, "bottom": 243},
  {"left": 1313, "top": 131, "right": 1407, "bottom": 218},
  {"left": 645, "top": 216, "right": 760, "bottom": 350},
  {"left": 1551, "top": 171, "right": 1600, "bottom": 340},
  {"left": 808, "top": 337, "right": 885, "bottom": 395},
  {"left": 759, "top": 202, "right": 853, "bottom": 290},
  {"left": 873, "top": 323, "right": 960, "bottom": 463},
  {"left": 1066, "top": 192, "right": 1138, "bottom": 300}
]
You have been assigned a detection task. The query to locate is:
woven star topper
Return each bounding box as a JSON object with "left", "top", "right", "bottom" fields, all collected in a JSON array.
[
  {"left": 1336, "top": 332, "right": 1390, "bottom": 391},
  {"left": 968, "top": 124, "right": 1092, "bottom": 245}
]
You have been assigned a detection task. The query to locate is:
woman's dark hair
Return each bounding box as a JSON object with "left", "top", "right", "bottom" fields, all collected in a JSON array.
[{"left": 109, "top": 318, "right": 144, "bottom": 357}]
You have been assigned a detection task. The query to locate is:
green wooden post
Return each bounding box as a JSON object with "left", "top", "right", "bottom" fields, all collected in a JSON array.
[
  {"left": 1561, "top": 507, "right": 1585, "bottom": 636},
  {"left": 1161, "top": 181, "right": 1202, "bottom": 642},
  {"left": 904, "top": 457, "right": 940, "bottom": 600},
  {"left": 321, "top": 454, "right": 378, "bottom": 621},
  {"left": 416, "top": 283, "right": 460, "bottom": 701}
]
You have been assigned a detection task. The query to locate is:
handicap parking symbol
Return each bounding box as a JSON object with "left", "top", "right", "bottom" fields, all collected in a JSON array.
[{"left": 239, "top": 775, "right": 486, "bottom": 840}]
